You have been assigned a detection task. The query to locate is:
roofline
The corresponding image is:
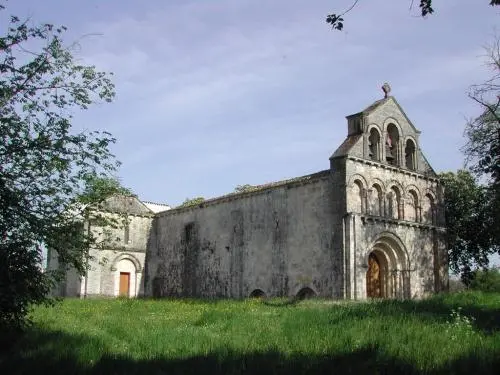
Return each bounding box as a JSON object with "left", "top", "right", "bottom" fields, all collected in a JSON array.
[
  {"left": 142, "top": 201, "right": 171, "bottom": 207},
  {"left": 158, "top": 170, "right": 331, "bottom": 217}
]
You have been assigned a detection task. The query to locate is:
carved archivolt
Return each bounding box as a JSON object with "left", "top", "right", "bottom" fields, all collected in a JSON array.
[{"left": 110, "top": 253, "right": 143, "bottom": 273}]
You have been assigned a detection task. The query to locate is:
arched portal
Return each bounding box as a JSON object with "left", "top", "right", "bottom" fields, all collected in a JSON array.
[
  {"left": 112, "top": 257, "right": 139, "bottom": 298},
  {"left": 365, "top": 234, "right": 410, "bottom": 299}
]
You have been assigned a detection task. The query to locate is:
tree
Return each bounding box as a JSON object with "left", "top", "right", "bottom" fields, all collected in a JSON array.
[
  {"left": 326, "top": 1, "right": 500, "bottom": 31},
  {"left": 469, "top": 268, "right": 500, "bottom": 292},
  {"left": 440, "top": 170, "right": 498, "bottom": 284},
  {"left": 0, "top": 3, "right": 117, "bottom": 331},
  {"left": 463, "top": 36, "right": 500, "bottom": 245},
  {"left": 178, "top": 197, "right": 205, "bottom": 208}
]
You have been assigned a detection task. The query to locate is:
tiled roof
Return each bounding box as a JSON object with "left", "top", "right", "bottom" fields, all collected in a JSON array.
[
  {"left": 347, "top": 97, "right": 390, "bottom": 118},
  {"left": 142, "top": 201, "right": 171, "bottom": 213},
  {"left": 361, "top": 97, "right": 388, "bottom": 114},
  {"left": 330, "top": 134, "right": 362, "bottom": 159}
]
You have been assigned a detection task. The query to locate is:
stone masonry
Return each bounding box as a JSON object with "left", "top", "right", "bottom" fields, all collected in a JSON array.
[{"left": 49, "top": 92, "right": 448, "bottom": 300}]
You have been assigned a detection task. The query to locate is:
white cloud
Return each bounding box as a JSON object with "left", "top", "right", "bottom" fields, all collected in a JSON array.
[{"left": 58, "top": 0, "right": 500, "bottom": 204}]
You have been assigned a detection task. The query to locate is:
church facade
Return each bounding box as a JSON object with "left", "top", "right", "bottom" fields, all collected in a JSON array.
[{"left": 49, "top": 93, "right": 448, "bottom": 300}]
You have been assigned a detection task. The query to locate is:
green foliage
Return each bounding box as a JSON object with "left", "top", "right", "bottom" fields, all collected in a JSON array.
[
  {"left": 445, "top": 307, "right": 476, "bottom": 341},
  {"left": 326, "top": 1, "right": 498, "bottom": 31},
  {"left": 440, "top": 170, "right": 498, "bottom": 283},
  {"left": 77, "top": 175, "right": 134, "bottom": 205},
  {"left": 178, "top": 197, "right": 205, "bottom": 208},
  {"left": 469, "top": 269, "right": 500, "bottom": 292},
  {"left": 234, "top": 184, "right": 258, "bottom": 193},
  {"left": 463, "top": 37, "right": 500, "bottom": 245},
  {"left": 1, "top": 292, "right": 499, "bottom": 374},
  {"left": 0, "top": 2, "right": 116, "bottom": 331}
]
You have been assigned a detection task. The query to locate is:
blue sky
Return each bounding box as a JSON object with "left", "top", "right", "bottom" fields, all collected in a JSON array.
[{"left": 7, "top": 0, "right": 500, "bottom": 206}]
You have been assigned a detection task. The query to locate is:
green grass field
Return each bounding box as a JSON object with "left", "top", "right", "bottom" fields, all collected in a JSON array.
[{"left": 1, "top": 292, "right": 499, "bottom": 374}]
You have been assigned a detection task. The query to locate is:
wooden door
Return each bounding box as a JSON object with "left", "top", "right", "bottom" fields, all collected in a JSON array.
[
  {"left": 366, "top": 253, "right": 382, "bottom": 298},
  {"left": 119, "top": 272, "right": 130, "bottom": 297}
]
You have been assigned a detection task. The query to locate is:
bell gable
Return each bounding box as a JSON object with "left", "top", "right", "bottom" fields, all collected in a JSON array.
[{"left": 331, "top": 95, "right": 437, "bottom": 177}]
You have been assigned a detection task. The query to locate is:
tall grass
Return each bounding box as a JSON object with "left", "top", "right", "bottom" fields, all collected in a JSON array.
[{"left": 1, "top": 292, "right": 499, "bottom": 374}]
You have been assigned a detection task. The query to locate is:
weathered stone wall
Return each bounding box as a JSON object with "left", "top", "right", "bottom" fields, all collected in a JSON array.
[
  {"left": 48, "top": 94, "right": 449, "bottom": 301},
  {"left": 343, "top": 215, "right": 446, "bottom": 299},
  {"left": 47, "top": 248, "right": 82, "bottom": 297},
  {"left": 342, "top": 98, "right": 436, "bottom": 176},
  {"left": 81, "top": 248, "right": 146, "bottom": 297},
  {"left": 344, "top": 159, "right": 444, "bottom": 224},
  {"left": 145, "top": 173, "right": 340, "bottom": 298},
  {"left": 340, "top": 156, "right": 447, "bottom": 299},
  {"left": 83, "top": 212, "right": 152, "bottom": 297}
]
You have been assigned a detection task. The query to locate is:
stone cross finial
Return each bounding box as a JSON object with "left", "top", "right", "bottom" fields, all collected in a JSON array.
[{"left": 382, "top": 82, "right": 391, "bottom": 98}]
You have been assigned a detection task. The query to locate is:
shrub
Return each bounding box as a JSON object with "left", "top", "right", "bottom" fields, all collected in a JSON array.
[{"left": 469, "top": 269, "right": 500, "bottom": 292}]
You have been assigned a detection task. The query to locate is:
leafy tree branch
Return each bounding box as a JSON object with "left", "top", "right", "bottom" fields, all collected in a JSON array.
[
  {"left": 326, "top": 1, "right": 499, "bottom": 31},
  {"left": 0, "top": 2, "right": 119, "bottom": 331}
]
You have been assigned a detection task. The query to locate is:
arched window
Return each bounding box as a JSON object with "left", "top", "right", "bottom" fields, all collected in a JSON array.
[
  {"left": 124, "top": 221, "right": 130, "bottom": 244},
  {"left": 386, "top": 124, "right": 400, "bottom": 166},
  {"left": 388, "top": 186, "right": 401, "bottom": 219},
  {"left": 368, "top": 128, "right": 381, "bottom": 161},
  {"left": 406, "top": 190, "right": 419, "bottom": 222},
  {"left": 405, "top": 139, "right": 416, "bottom": 171},
  {"left": 370, "top": 184, "right": 383, "bottom": 216}
]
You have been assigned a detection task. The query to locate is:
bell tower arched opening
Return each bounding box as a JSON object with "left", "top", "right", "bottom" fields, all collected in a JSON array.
[{"left": 386, "top": 124, "right": 400, "bottom": 166}]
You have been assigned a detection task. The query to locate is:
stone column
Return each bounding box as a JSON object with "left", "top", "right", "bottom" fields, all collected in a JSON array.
[
  {"left": 367, "top": 189, "right": 373, "bottom": 215},
  {"left": 362, "top": 188, "right": 368, "bottom": 214},
  {"left": 136, "top": 271, "right": 142, "bottom": 297},
  {"left": 382, "top": 131, "right": 387, "bottom": 161},
  {"left": 400, "top": 140, "right": 406, "bottom": 168}
]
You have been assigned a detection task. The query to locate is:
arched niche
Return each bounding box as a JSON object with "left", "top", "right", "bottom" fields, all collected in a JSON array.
[
  {"left": 387, "top": 185, "right": 402, "bottom": 219},
  {"left": 423, "top": 193, "right": 436, "bottom": 225},
  {"left": 405, "top": 189, "right": 420, "bottom": 222},
  {"left": 370, "top": 183, "right": 383, "bottom": 216},
  {"left": 351, "top": 179, "right": 364, "bottom": 214}
]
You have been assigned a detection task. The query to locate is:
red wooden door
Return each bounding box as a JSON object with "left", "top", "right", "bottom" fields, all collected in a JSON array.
[{"left": 119, "top": 272, "right": 130, "bottom": 297}]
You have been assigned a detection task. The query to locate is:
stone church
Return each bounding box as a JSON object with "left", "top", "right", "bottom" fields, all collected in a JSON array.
[{"left": 48, "top": 89, "right": 448, "bottom": 300}]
